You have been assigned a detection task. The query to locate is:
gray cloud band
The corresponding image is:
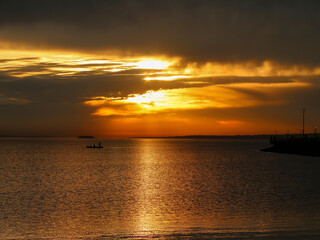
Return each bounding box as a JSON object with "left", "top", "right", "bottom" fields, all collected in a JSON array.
[{"left": 0, "top": 0, "right": 319, "bottom": 65}]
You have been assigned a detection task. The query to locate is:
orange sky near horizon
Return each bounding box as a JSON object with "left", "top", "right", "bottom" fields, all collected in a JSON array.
[{"left": 0, "top": 49, "right": 316, "bottom": 137}]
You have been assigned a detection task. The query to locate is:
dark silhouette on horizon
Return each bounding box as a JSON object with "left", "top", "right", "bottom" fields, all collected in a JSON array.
[{"left": 262, "top": 109, "right": 320, "bottom": 156}]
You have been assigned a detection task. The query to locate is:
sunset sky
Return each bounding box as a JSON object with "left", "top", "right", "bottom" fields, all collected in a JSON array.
[{"left": 1, "top": 0, "right": 320, "bottom": 137}]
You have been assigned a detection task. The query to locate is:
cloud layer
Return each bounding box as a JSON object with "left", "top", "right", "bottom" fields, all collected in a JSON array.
[
  {"left": 0, "top": 52, "right": 319, "bottom": 136},
  {"left": 1, "top": 0, "right": 320, "bottom": 65}
]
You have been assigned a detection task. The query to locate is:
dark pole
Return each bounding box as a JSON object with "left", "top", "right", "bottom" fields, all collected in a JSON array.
[{"left": 302, "top": 108, "right": 305, "bottom": 136}]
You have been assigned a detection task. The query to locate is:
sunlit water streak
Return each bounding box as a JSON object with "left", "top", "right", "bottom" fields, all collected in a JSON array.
[{"left": 0, "top": 138, "right": 319, "bottom": 239}]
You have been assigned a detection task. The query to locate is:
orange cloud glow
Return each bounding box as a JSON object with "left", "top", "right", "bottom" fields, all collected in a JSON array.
[
  {"left": 1, "top": 48, "right": 318, "bottom": 137},
  {"left": 84, "top": 81, "right": 311, "bottom": 119}
]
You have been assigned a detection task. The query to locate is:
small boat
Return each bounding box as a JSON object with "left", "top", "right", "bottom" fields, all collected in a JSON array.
[{"left": 87, "top": 140, "right": 103, "bottom": 149}]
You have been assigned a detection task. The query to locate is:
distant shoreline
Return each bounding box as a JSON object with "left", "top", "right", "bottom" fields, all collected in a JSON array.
[
  {"left": 0, "top": 134, "right": 272, "bottom": 139},
  {"left": 0, "top": 135, "right": 55, "bottom": 138},
  {"left": 78, "top": 136, "right": 95, "bottom": 139},
  {"left": 0, "top": 135, "right": 95, "bottom": 138},
  {"left": 131, "top": 135, "right": 270, "bottom": 140}
]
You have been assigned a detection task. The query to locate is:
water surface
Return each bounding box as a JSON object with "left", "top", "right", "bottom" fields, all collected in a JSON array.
[{"left": 0, "top": 138, "right": 319, "bottom": 239}]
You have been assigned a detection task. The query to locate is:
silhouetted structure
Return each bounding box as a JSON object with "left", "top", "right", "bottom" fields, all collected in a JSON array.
[
  {"left": 262, "top": 109, "right": 320, "bottom": 156},
  {"left": 265, "top": 134, "right": 320, "bottom": 156}
]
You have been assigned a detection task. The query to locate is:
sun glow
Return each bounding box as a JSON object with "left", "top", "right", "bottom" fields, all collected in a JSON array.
[
  {"left": 84, "top": 79, "right": 311, "bottom": 118},
  {"left": 136, "top": 60, "right": 171, "bottom": 70},
  {"left": 124, "top": 91, "right": 166, "bottom": 104},
  {"left": 144, "top": 75, "right": 190, "bottom": 81}
]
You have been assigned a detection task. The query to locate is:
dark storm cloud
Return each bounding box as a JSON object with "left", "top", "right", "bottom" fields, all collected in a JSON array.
[
  {"left": 0, "top": 73, "right": 15, "bottom": 82},
  {"left": 0, "top": 0, "right": 320, "bottom": 65}
]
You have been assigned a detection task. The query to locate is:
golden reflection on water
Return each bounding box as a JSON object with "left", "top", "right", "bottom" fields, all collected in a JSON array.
[{"left": 135, "top": 140, "right": 164, "bottom": 233}]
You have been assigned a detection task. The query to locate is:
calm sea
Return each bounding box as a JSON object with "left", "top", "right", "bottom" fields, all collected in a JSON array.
[{"left": 0, "top": 138, "right": 319, "bottom": 239}]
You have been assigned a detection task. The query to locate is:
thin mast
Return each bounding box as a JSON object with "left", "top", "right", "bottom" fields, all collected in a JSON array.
[{"left": 302, "top": 108, "right": 305, "bottom": 136}]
